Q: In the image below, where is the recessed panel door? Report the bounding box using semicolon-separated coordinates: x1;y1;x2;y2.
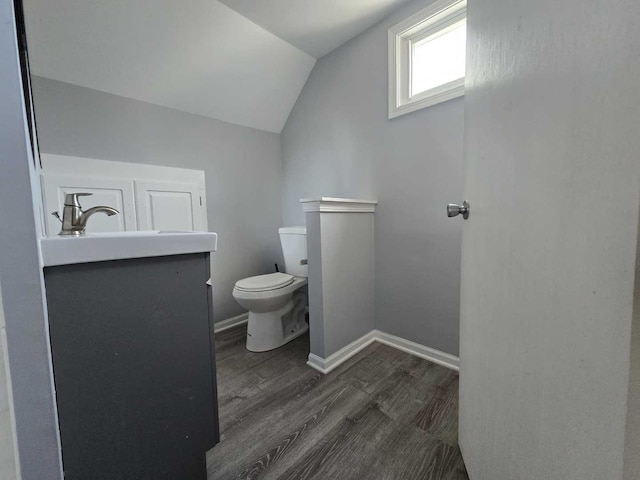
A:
135;180;204;231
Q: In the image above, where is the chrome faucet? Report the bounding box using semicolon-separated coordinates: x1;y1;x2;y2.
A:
52;193;119;236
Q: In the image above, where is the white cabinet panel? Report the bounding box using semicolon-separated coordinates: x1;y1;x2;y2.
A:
41;174;137;235
135;181;205;232
40;156;207;236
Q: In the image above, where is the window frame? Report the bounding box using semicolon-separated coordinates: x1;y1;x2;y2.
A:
388;0;467;119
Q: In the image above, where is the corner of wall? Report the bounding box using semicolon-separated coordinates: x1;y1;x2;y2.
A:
623;200;640;479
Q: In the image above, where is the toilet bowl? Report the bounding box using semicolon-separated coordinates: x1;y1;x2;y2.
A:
232;227;308;352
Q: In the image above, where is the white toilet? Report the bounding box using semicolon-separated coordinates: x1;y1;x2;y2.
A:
232;226;308;352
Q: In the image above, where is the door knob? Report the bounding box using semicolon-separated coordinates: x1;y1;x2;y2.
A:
447;200;470;219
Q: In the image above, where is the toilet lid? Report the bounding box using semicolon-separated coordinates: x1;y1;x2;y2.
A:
235;272;294;292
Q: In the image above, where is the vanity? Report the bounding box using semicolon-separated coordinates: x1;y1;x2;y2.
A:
41;231;219;479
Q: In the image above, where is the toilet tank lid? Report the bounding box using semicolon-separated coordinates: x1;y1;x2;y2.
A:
278;226;306;235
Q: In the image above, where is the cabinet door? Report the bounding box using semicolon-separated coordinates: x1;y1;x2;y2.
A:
135;180;205;231
44;254;218;479
41;174;137;235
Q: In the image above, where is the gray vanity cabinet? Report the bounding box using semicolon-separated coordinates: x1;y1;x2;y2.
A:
44;253;219;479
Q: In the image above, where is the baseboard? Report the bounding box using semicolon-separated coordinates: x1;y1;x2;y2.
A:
307;329;459;375
373;330;459;371
218;315;460;374
306;331;377;374
213;313;249;333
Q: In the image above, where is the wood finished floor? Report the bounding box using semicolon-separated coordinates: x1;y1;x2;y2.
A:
207;325;468;480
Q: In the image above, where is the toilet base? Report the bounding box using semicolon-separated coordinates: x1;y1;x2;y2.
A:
246;291;308;352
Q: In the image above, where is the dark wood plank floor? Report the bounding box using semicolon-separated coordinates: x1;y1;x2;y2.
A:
207;325;468;480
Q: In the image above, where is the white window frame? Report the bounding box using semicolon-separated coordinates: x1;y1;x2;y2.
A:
388;0;467;119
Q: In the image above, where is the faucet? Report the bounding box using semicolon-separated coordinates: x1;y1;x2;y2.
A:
52;193;119;236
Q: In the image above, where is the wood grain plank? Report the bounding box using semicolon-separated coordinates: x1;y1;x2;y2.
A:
274;400;396;480
215;333;308;392
248;357;446;479
366;423;466;480
208;377;369;479
207;326;468;480
372;355;452;422
213;326;247;352
413;370;460;445
233;383;370;480
446;454;470;480
216;337;311;432
337;343;417;394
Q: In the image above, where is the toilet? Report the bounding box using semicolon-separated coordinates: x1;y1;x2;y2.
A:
232;226;308;352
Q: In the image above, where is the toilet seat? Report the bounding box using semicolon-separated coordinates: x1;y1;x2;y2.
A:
235;272;294;292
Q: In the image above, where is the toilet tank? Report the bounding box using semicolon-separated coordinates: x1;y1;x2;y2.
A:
278;226;308;277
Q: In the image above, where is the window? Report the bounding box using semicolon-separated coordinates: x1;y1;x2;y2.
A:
388;0;466;118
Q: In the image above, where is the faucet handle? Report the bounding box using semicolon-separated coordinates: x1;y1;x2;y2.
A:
51;211;62;223
64;192;93;207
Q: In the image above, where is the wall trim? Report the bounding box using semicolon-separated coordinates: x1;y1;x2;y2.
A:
299;197;377;213
388;0;466;119
307;329;459;374
374;330;459;371
213;312;248;333
307;330;377;374
216;318;460;374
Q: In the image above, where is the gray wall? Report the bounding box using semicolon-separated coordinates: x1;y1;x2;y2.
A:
305;213;325;356
0;1;63;476
280;0;464;355
32;76;284;322
0;287;19;480
306;210;376;358
625;210;640;479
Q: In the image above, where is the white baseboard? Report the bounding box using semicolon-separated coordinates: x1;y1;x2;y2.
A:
307;329;459;375
373;330;459;371
213;312;249;333
217;316;460;374
306;331;377;374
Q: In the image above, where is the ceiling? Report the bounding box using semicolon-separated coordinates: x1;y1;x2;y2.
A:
219;0;414;58
23;0;413;133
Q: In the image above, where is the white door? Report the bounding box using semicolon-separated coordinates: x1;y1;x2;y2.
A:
457;0;640;479
135;180;205;231
41;173;137;235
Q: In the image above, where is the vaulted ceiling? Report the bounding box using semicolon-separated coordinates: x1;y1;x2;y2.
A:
23;0;413;133
219;0;414;58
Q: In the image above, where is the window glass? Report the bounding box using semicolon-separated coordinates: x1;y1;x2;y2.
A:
388;0;467;118
411;20;466;96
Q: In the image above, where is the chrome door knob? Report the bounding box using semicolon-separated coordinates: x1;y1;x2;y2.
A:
447;200;470;219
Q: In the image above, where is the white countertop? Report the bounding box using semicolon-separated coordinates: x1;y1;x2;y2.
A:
41;231;218;267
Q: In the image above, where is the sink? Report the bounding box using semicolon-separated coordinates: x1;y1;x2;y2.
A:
41;230;218;267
